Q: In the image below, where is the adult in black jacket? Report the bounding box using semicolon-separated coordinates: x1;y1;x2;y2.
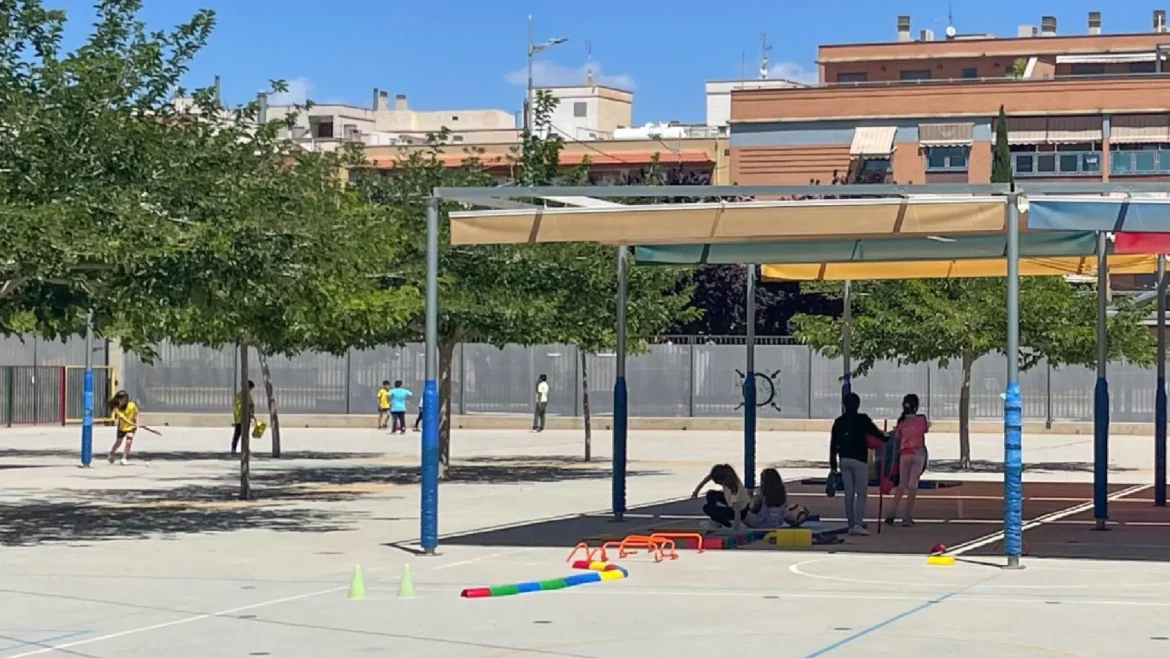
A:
830;392;887;535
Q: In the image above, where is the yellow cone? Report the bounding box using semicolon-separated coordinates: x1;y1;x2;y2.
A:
397;564;415;599
348;565;366;599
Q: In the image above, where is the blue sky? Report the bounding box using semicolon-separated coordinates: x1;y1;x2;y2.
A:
52;1;1166;124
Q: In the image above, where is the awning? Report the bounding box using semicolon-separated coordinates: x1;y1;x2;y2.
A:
850;126;897;156
1004;117;1048;145
918;123;974;147
1110;114;1170;144
449;197;1008;246
1056;53;1158;64
761;255;1156;281
1114;232;1170;254
1047;116;1102;143
1027;197;1170;232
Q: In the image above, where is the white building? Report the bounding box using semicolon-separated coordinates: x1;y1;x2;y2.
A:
704;78;807;129
537;84;633;141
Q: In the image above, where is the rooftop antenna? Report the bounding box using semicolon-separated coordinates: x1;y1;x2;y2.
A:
585;40;594;86
759;32;772;79
945;3;957;38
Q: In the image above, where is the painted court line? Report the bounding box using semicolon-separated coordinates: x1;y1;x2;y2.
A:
949;484;1151;556
4;548;530;658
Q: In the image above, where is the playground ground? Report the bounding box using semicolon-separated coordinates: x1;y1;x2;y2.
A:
2;426;1168;657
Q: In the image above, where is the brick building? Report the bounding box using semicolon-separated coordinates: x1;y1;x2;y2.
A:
728;10;1170;186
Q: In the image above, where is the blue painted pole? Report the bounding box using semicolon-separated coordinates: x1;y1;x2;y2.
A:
1093;232;1110;530
744;264;757;490
1004;194;1023;567
80;310;94;468
421;197;440;553
1157;254;1167;507
613;246;629;521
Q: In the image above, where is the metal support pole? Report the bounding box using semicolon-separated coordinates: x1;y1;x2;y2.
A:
344;349;352;415
613;245;629;521
80;310;94;467
1004;194;1024;569
421;197;440;553
524;15;533;134
687;337;695;418
744;264;757;489
842;280;853;398
1045;360;1054;429
1156;254;1167;507
1093;232;1110;530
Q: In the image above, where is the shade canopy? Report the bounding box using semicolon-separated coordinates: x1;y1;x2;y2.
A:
1028;197;1170;233
449;197;1008;246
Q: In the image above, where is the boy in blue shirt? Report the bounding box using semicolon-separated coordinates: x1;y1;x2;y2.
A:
389;380;412;434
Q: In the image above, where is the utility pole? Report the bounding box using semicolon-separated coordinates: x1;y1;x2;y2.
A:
525;16;567;134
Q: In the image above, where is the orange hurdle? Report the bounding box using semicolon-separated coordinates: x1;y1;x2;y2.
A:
617;535;668;562
649;532;704;555
566;542;602;563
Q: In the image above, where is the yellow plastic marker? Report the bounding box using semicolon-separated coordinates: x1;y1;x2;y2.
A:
926;555;956;566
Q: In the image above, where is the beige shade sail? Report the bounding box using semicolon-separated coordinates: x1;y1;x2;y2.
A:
918;122;974;146
449;197;1009;246
1110;114;1170;144
761;255;1157;281
849;126;897;156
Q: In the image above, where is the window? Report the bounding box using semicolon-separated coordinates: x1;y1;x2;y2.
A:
451;115;459;121
1070;63;1105;76
961;67;979;79
1111;144;1170;175
1012;143;1102;176
900;69;932;81
313;120;334;139
1129;61;1157;74
573;102;587;118
925;146;969;171
837;72;868;83
452;135;464;142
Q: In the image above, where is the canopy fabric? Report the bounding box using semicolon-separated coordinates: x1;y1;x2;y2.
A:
1027;197;1170;233
1114;232;1170;254
919;122;974;146
1056;53;1158;64
850;126;897;156
449;197;1008;246
636;231;1099;265
1110;114;1170;144
760;256;1157;281
1004;117;1048;145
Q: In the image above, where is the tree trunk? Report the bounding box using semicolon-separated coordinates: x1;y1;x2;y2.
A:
959;353;974;470
438;338;457;480
239;341;251;500
257;350;282;458
581;348;591;462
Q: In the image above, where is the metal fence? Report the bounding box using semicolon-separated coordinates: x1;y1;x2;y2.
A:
108;336;1164;423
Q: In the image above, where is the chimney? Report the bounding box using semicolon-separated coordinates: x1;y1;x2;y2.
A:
1018;25;1038;37
372;87;379;110
1156;9;1167;32
377;90;389;111
1088;11;1101;35
1040;16;1057;36
920;28;935;42
897;15;912;42
394;94;408;111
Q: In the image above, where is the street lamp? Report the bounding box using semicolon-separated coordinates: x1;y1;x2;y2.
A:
525;15;567;134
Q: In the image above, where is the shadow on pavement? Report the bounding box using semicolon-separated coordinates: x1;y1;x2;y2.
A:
0;448;384;462
773;458;1136;474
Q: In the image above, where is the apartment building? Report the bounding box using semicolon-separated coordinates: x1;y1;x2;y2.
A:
728;9;1170;185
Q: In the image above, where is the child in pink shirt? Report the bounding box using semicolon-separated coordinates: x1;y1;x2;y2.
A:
886;393;930;527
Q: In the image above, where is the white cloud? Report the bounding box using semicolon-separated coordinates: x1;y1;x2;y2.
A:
269;76;313;105
766;61;819;85
505;60;635;90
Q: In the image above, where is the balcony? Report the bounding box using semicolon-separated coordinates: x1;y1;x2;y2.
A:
730;74;1170;123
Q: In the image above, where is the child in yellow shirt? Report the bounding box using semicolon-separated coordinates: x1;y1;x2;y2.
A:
377;380;391;429
107;390;139;465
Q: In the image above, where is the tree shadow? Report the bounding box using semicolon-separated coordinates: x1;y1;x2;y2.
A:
0;449;384;462
246;461;661;488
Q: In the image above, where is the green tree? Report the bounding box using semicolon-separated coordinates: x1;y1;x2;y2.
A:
353;92;695;475
992;106;1014;185
793;278;1152;468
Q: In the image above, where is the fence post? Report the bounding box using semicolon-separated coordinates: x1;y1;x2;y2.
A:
344;349;352;415
573;344;581;417
458;343;467;415
1045;360;1053;429
59;366;66;425
926;363;932;416
4;366;12;427
806;347;814;419
687;337;695;417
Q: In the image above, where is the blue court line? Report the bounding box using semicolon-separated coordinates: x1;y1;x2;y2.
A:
0;630;91;655
797;573;998;658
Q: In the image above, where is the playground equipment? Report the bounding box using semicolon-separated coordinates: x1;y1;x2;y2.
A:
461;561;628;598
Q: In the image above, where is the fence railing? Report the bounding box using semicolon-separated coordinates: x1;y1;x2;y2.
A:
0;365;116;426
104;337;1162;423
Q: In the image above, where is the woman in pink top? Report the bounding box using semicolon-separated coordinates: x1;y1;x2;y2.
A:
886;393;929;527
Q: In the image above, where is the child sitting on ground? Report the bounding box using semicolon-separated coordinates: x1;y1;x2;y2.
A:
746;467;788;528
691;463;749;530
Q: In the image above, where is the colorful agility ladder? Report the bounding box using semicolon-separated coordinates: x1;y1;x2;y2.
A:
460;561;627;599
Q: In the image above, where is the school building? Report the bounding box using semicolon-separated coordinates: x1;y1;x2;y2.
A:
727;10;1170;186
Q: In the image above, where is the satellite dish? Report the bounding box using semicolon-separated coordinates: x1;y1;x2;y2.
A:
945;25;957;38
